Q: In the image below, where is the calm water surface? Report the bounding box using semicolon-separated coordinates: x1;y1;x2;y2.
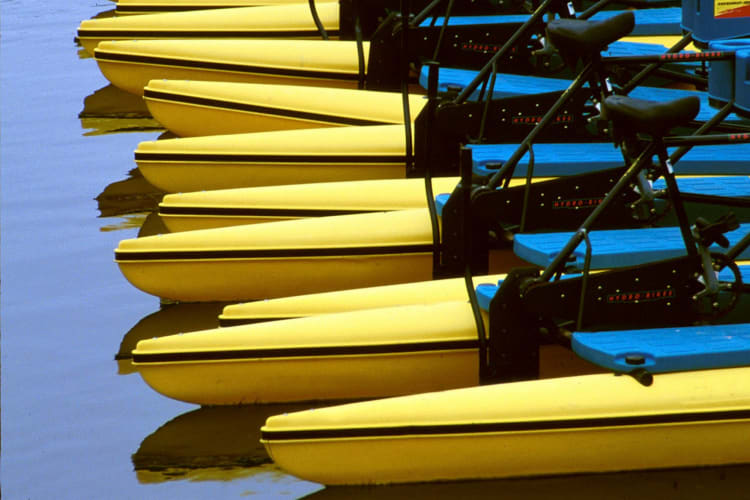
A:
2;2;749;499
1;1;322;497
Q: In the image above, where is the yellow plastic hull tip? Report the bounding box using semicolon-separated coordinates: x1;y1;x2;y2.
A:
78;3;340;55
136;124;412;194
218;273;508;324
158;176;459;231
115;208;436;302
114;0;336;16
140;79;426;136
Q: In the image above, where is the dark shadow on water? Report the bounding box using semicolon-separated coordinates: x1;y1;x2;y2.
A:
80;84;152;119
96;168;165;218
303;465;750;500
132;403;327;484
137;211;169;237
79;84;168;135
79;85;163;134
116;301;232;374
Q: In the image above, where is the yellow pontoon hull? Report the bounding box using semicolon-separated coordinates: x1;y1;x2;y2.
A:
262;367;750;484
219;273;508;325
136;124;409;193
133;300;600;404
159;177;460;231
142;80;426;136
114;0;334;16
94;37;366;96
115;208;436;301
79;3;340;55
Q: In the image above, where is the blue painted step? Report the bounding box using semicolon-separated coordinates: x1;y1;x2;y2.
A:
571;323;750;373
422;7;683;36
513;223;750;269
469;142;750;176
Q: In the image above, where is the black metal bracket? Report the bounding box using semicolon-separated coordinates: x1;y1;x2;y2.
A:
483;266;543;383
365;17;551;90
411;89;599;178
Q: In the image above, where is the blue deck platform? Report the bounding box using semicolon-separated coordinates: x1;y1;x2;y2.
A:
513;223;750;269
428;67;749;125
572;323;750;373
469;142;750;176
434;175;750;217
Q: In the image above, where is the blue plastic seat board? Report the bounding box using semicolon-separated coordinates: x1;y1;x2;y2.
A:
513;223;750;269
423;68;748;124
476;281;502;311
571;323;750;373
420;8;682;36
434;176;750;216
651;176;750;197
423;67;571;99
469;142;750;176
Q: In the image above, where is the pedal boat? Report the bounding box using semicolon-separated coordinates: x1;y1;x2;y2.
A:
114;0;332;16
88;10;682;93
142;80;427;136
131;298;604;404
117;171;562;301
132;268;750;405
130;237;750;403
260;366;750;484
137;56;720;137
93;38;368;96
136;124;410;192
77;3;339;55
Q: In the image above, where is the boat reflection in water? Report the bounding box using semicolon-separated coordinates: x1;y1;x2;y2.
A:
80;84;163;136
80;84;152;119
304;464;750;500
96;168;165;220
132;403;325;483
117;301;230;374
302;465;750;500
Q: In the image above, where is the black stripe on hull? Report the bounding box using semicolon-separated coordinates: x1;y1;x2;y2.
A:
93;50;353;81
260;409;750;441
142;89;389;126
81;29;341;39
135;152;406;163
218;316;293;327
159;206;378;217
133;339;478;363
115;243;434;261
